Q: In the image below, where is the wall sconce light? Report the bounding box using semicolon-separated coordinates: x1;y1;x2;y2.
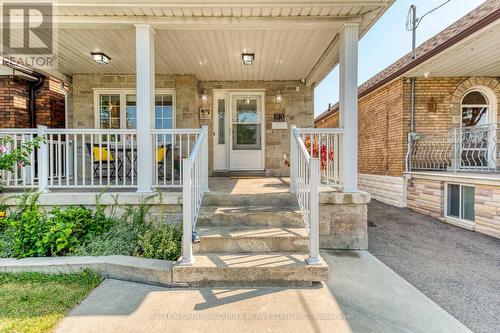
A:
276;92;283;103
91;52;111;65
201;89;208;103
242;53;255;65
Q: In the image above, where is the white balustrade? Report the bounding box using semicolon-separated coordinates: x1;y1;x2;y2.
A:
180;125;209;265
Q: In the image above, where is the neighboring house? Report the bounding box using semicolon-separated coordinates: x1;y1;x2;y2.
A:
0;1;392;283
0;66;66;128
315;0;500;239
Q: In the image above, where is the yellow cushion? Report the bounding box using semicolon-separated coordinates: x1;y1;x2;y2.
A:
157;147;166;163
92;147;114;162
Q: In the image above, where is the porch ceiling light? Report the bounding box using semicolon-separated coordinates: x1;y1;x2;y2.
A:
201;89;208;103
91;52;111;65
242;53;255;65
276;92;283;103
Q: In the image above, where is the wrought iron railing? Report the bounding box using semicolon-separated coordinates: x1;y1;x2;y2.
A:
407;123;499;172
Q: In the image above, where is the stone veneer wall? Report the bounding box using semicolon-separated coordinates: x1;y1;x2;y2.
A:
199;81;313;176
319;189;371;250
358;174;406;207
407;178;444;219
71;75;313;176
407;175;500;239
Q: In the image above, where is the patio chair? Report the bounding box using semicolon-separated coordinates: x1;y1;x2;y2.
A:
157;145;172;180
86;143;119;180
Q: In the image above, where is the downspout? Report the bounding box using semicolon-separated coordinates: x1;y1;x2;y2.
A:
28;76;45;127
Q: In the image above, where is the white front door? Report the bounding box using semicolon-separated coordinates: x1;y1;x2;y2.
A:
229;92;265;170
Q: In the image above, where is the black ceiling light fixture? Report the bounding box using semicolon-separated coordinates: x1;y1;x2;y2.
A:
91;52;111;65
241;53;255;65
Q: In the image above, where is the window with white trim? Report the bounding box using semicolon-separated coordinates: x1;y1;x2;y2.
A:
94;90;175;129
446;183;475;222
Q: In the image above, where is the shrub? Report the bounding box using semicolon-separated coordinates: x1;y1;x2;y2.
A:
0;228;15;258
137;223;182;260
6;194;114;258
71;204;148;256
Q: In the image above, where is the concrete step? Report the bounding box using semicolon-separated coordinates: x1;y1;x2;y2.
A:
202;192;297;207
173;253;329;287
197;206;303;227
194;226;309;253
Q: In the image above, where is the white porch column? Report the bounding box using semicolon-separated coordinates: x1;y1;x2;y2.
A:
339;23;359;192
135;24;155;193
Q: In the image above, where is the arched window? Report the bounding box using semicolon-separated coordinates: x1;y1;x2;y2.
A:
461;90;489;127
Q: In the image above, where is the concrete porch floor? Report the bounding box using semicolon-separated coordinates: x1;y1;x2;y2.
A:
55;250;470;333
208;177;291;194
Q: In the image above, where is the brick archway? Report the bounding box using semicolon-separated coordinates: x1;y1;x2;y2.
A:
449;77;500;125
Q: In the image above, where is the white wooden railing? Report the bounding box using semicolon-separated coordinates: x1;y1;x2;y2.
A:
1;126;204;190
0;128;39;188
295;128;343;186
180;125;209;265
152;128;202;188
290;126;320;265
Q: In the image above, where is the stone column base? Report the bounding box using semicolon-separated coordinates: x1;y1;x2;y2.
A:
319;188;371;250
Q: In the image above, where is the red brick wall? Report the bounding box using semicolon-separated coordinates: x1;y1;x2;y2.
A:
0;76;30;128
0;75;65;128
35;77;66;128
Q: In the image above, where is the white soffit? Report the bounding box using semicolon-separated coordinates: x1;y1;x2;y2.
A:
406;19;500;78
45;1;394;84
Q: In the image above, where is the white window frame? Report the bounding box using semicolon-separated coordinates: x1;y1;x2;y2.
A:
93;88;176;129
444;182;475;227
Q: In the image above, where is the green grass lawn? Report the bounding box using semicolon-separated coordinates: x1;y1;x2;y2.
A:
0;271;102;333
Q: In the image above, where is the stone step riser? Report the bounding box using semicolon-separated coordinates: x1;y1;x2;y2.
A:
197;210;303;228
172;253;329;287
202;193;297;207
194;237;309;253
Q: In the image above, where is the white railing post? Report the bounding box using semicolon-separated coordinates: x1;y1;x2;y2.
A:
290;125;297;192
37;125;49;193
307;158;320;265
180;158;194;266
135;24;155;193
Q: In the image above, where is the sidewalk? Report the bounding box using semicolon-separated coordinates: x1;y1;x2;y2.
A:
55;250;471;333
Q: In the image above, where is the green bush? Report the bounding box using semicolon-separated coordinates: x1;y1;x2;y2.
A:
6;194;114;258
72;205;148;256
0;228;15;258
137;223;182;260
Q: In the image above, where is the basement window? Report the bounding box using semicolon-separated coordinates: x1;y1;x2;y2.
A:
446;183;475;223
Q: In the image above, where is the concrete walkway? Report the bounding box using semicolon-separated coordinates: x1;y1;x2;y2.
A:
56;251;470;333
368;200;500;333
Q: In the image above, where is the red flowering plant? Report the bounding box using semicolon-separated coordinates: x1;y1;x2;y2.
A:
304;136;334;171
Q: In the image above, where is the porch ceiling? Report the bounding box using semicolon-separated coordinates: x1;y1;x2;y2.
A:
17;0;395;85
406;19;500;78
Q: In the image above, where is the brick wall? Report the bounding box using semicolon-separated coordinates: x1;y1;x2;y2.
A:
0;75;65;128
316;79;405;177
0;76;30;128
35;77;66;128
316;76;500;178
